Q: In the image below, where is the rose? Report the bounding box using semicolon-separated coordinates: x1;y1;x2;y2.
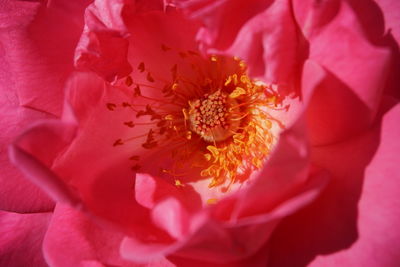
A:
1;1;399;267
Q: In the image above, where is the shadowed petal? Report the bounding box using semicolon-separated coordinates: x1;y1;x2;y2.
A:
268;98;400;267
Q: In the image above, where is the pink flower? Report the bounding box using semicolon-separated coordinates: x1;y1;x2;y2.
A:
1;0;400;266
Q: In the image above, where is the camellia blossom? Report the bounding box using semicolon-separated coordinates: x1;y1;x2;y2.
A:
1;0;400;266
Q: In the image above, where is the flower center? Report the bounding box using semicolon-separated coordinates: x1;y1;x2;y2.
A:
188;90;240;142
108;47;286;194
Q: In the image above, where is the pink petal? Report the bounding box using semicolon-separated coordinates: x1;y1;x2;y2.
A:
0;210;51;267
43;203;172;267
126;10;201;84
295;1;391;144
0;0;88;212
75;0;166;82
0;146;55;213
308;99;400;266
8;96;82;207
0;59;55;212
167;239;270;267
175;0;275;50
230;120;311;219
0;0;91;116
223;0;303;95
135;173;202;212
372;0;400;100
176;0;304;96
75;0;132;82
53;73;149;230
303;60;372;145
119;40;327;262
219;76;328;222
8;116;82;208
374;0;400;45
121;235;179;264
123;110;328;263
268;98;400;267
151;197;191;240
38;73;175;241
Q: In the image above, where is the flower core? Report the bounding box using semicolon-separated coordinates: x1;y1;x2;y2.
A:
188;90;240;142
109;48;285;193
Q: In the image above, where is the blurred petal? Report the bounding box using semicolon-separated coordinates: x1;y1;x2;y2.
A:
373;0;400;100
152;198;190;240
374;0;400;44
0;210;51;267
167;240;270;267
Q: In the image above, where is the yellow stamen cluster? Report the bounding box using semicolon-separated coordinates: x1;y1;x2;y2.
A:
188;90;239;142
199;72;277;191
109;48;284;193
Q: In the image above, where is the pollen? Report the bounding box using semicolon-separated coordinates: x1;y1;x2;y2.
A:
188;90;239;142
109;50;286;194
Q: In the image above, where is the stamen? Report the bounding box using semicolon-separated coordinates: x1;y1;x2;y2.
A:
109;51;285;194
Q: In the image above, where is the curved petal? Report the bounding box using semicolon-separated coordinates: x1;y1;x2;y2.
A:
52;73;150;231
0;0;91;116
0;210;51;267
175;0;305;96
268;98;400;267
305;99;400;266
295;0;391;145
374;0;400;45
8;100;82;208
75;0;166;82
8;121;82;208
120;53;328;263
135;173;202;212
173;0;273;50
37;57;327;265
151;197;191;240
372;0;400;100
122;164;328;264
43;204;172;267
0;0;88;213
167;239;270;267
303;60;372;145
75;0;132;82
0;64;55;212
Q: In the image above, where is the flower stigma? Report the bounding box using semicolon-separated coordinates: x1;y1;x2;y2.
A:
108;46;286;194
